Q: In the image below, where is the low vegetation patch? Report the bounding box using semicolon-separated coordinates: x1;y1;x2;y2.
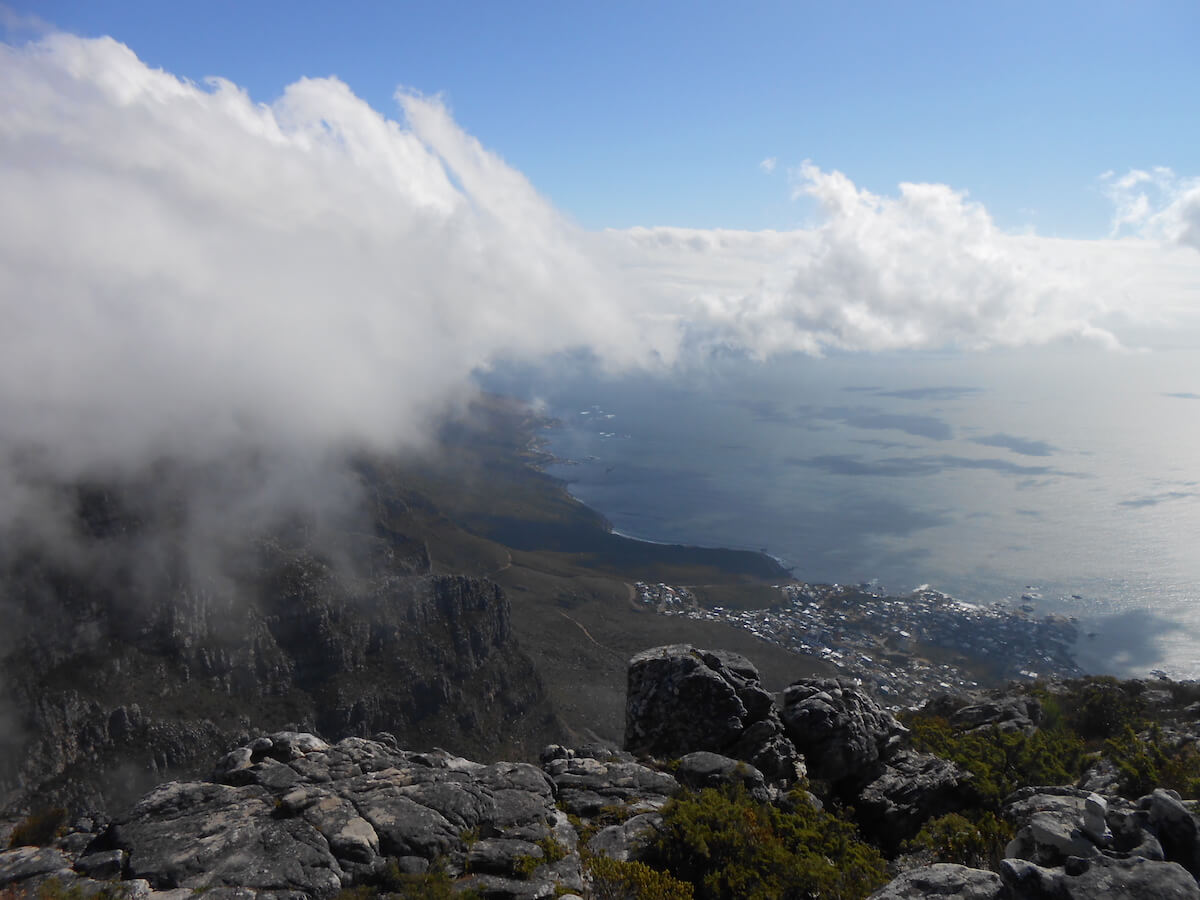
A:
334;857;481;900
586;855;695;900
904;811;1013;870
8;807;69;848
642;785;888;900
513;836;569;879
902;713;1088;809
1105;724;1200;798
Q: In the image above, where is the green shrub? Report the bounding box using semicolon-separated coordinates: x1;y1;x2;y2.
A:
9;807;69;848
513;836;569;879
905;811;1013;870
903;714;1086;809
512;852;540;879
586;855;695;900
1069;678;1147;740
644;786;887;900
1027;685;1065;731
1106;724;1200;799
337;857;481;900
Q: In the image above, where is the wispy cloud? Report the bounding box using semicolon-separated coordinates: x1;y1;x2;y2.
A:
1118;490;1198;509
969;433;1058;457
759;156;777;174
787;453;1078;479
807;407;954;441
1102;167;1200;253
876;386;981;402
0;4;53;38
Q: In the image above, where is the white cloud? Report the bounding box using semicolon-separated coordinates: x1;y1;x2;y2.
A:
1;30;1196;541
1103;167;1200;253
759;156;777;174
0;33;648;484
600;163;1168;358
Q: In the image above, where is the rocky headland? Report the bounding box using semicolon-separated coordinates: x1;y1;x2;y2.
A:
5;645;1200;899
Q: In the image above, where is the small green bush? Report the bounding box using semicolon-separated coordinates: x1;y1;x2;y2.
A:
1106;724;1200;799
644;786;887;900
586;855;695;900
1069;678;1147;740
905;811;1013;870
903;714;1086;809
513;836;568;879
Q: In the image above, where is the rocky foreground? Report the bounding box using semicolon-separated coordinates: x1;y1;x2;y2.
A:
5;645;1200;899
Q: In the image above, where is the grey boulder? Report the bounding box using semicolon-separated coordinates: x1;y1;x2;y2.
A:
624;645;805;786
781;678;907;788
868;863;1004;899
856;750;971;851
1000;854;1200;899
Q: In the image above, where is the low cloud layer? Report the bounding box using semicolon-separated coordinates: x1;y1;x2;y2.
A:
0;33;652;482
1;32;1197;547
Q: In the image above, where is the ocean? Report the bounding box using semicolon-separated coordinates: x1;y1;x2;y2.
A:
484;344;1200;679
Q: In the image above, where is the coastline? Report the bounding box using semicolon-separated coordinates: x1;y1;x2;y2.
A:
529;408;1094;692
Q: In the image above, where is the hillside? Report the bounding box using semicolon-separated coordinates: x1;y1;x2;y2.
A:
0;395;833;819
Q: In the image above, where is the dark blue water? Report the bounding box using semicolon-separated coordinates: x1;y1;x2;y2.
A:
484;346;1200;678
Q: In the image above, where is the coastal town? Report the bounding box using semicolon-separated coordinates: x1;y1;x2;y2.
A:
634;579;1083;707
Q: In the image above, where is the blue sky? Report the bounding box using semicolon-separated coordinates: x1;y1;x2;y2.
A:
1;0;1199;478
6;0;1198;235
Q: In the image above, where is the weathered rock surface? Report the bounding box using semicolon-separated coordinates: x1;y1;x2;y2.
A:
950;696;1042;735
540;744;679;818
1;510;560;818
624;645;805;786
1144;788;1200;877
856;749;971;851
673;751;769;801
115;780;345;895
0;846;75;887
780;677;907;789
1000;854;1200;899
1000;785;1200;870
1004;788;1104;865
867;863;1004;899
585;812;663;863
12;644;1200;900
2;732;594;899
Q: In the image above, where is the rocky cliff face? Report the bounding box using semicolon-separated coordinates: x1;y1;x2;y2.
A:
8;646;1200;899
0;479;560;818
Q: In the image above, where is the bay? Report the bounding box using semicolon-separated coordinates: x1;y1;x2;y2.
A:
484;345;1200;679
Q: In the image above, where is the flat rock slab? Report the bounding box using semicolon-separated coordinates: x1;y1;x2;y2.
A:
1001;854;1200;899
114;781;344;895
0;846;75;887
868;863;1004;900
102;733;580;898
544;755;679;817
